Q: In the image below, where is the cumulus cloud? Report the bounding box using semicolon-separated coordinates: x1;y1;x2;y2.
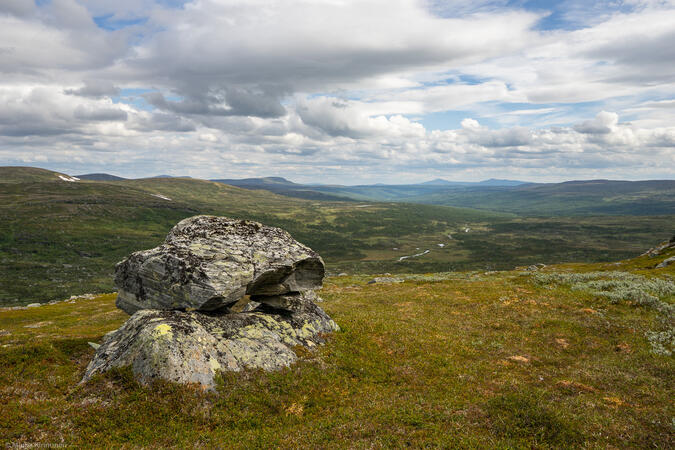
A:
573;111;618;134
65;80;121;98
145;88;286;118
296;97;424;139
0;0;37;17
0;0;673;182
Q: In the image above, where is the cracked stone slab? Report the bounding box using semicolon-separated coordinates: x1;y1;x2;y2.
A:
114;215;325;314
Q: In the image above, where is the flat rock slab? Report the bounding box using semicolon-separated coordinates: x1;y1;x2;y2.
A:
82;302;339;390
115;215;325;314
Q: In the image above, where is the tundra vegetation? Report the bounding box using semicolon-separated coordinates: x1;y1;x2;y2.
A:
1;248;673;447
1;167;674;447
1;167;673;306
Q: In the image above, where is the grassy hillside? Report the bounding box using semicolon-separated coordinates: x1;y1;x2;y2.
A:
0;166;75;183
1;250;673;447
213;178;675;216
402;180;675;216
0;167;507;305
2;167;674;306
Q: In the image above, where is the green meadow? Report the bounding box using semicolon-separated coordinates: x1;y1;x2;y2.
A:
1;249;673;447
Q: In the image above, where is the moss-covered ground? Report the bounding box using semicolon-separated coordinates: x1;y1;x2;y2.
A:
1;248;673;448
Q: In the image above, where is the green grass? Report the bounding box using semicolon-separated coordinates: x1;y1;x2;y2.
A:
260;179;675;216
2;167;674;306
1;251;673;447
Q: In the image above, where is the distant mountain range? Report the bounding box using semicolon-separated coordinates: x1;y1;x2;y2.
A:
5;166;673;216
211;176;300;187
74;173;526;188
207;176;529;203
208;176;675;216
419;178;526;187
1;166;674;306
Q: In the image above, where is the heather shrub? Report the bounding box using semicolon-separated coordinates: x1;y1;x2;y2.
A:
532;271;674;355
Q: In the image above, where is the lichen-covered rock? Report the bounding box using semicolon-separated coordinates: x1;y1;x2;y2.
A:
82;302;339;389
114;215;325;314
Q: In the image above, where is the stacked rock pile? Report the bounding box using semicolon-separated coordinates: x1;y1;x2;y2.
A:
82;215;338;389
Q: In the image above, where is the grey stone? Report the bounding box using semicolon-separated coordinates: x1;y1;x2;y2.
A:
114;215;325;314
656;256;675;268
642;237;675;257
81;301;339;390
83;215;340;389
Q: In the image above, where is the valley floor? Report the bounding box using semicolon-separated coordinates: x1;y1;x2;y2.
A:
1;252;673;448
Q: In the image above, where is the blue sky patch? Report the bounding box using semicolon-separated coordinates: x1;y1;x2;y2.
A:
94;14;148;31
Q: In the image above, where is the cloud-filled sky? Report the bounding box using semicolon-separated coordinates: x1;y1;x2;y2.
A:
1;0;674;183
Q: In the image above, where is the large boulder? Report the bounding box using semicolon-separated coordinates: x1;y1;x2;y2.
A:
114;215;325;314
82;215;338;389
82;301;338;390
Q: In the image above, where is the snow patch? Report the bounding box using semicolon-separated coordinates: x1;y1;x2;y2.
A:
58;175;79;182
151;193;172;201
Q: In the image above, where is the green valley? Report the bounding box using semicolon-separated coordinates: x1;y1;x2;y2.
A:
1;167;673;306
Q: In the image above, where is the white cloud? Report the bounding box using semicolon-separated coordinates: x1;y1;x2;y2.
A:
0;0;673;182
573;111;618;134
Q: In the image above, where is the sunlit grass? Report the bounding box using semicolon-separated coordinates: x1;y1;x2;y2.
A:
1;254;673;447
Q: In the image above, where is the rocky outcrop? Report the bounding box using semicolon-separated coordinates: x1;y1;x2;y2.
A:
81;303;337;389
114;215;324;314
82;215;338;389
656;256;675;268
642;236;675;258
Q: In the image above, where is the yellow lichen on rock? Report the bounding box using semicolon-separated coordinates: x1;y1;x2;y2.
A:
208;357;221;371
153;323;173;339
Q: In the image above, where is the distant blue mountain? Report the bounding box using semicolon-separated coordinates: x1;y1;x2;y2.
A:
76;173;126;181
477;178;527;186
418;178;467;186
419;178;526;187
211;176;299;186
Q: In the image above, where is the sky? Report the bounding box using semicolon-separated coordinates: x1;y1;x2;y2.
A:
0;0;674;184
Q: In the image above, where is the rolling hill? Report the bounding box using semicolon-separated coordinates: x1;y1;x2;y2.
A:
402;179;675;216
210;176;675;215
1;167;673;306
0;166;77;183
76;173;127;181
